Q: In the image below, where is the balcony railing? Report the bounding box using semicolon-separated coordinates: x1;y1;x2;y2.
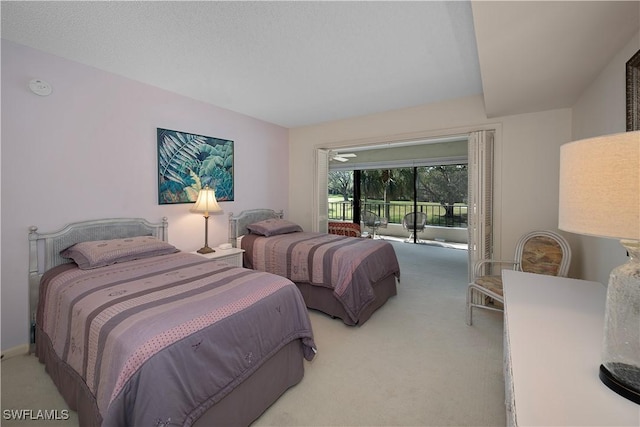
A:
329;200;468;228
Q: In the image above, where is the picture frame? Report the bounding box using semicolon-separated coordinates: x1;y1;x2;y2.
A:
626;49;640;131
157;128;234;204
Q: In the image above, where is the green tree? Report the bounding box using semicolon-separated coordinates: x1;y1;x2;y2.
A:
328;171;353;201
361;168;414;218
361;170;382;200
392;168;416;201
418;165;468;223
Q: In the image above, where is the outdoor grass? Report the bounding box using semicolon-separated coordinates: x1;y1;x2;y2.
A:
328;196;468;225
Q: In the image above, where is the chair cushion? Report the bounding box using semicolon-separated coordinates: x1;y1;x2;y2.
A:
328;222;361;237
473;275;504;296
521;236;563;276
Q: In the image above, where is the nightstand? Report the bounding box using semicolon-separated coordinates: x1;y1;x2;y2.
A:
191;247;244;267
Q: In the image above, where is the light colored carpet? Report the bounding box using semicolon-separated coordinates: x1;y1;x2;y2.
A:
1;241;505;426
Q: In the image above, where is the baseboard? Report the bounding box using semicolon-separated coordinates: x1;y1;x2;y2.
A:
1;344;30;360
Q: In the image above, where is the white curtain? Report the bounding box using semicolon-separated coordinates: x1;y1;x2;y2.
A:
467;130;494;283
313;149;329;233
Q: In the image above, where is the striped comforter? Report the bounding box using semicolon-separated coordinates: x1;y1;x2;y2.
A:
36;252;316;426
242;232;400;323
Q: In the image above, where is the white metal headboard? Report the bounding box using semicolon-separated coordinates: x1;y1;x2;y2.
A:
228;209;283;247
28;217;168;351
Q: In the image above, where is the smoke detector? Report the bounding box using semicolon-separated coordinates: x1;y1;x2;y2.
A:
29;79;52;96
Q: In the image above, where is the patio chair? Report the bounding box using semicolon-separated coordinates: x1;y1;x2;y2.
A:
466;230;571;326
362;211;387;239
402;212;427;242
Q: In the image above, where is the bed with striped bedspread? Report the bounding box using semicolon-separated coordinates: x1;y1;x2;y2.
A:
36;251;316;427
242;231;400;325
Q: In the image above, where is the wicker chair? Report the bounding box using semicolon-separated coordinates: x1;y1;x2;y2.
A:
402;212;427;242
466;230;571;326
362;211;387;239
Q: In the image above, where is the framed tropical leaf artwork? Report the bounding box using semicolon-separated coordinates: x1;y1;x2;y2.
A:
157;128;234;204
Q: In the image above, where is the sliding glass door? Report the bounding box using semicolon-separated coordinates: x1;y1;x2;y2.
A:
316;129;494;279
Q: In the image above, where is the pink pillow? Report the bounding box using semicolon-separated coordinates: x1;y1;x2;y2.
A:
247;219;303;237
61;236;178;269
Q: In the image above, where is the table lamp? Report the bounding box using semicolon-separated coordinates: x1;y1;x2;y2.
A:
558;130;640;404
191;185;222;254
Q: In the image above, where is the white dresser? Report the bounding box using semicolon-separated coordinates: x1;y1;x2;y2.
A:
502;270;639;426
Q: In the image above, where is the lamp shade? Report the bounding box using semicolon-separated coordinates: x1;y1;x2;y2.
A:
558;131;640;241
190;186;222;216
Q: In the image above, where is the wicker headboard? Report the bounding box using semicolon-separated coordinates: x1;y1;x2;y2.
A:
27;217;168;351
228;209;283;247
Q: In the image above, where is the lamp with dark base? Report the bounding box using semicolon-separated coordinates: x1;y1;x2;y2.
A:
197;213;215;254
599;240;640;404
559;130;640;405
191;186;222;254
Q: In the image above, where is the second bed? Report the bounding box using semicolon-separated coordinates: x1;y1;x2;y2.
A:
229;209;400;326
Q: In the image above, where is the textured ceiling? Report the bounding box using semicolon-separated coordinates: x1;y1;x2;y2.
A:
2;1;639;128
1;1;482;128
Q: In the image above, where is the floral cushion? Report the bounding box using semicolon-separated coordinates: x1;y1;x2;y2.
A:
474;275;504;297
520;237;563;276
328;222;361;237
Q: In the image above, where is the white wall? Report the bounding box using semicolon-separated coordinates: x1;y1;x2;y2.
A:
1;40;290;351
570;31;640;284
288;94;572;267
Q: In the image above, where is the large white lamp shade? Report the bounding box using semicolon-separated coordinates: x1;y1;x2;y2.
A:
559;131;639;240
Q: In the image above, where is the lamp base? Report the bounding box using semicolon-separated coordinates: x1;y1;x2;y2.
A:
599;364;640;405
197;246;215;254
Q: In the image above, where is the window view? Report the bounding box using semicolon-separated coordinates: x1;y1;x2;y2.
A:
329;165;468;230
